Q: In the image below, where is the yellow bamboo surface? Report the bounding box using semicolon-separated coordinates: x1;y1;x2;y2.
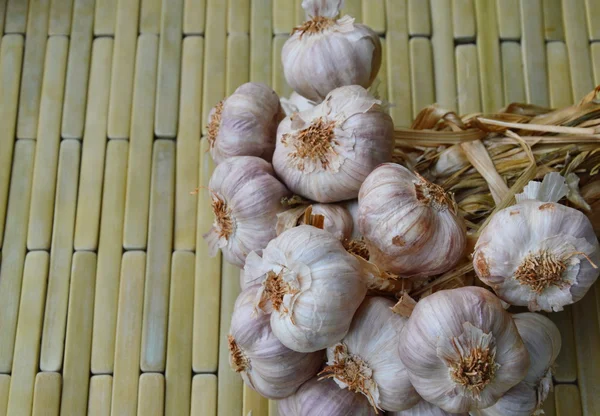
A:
0;1;598;415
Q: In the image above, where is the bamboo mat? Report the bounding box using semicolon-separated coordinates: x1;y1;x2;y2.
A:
0;0;599;415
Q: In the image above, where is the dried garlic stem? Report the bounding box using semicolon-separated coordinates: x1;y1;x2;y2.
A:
283;117;338;171
414;173;455;213
391;294;417;317
302;205;326;229
207;100;224;148
211;193;234;239
319;343;381;413
344;238;370;260
228;335;249;372
292;16;335;37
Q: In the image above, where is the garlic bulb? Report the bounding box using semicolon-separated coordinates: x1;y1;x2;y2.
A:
472;313;561;416
228;286;323;399
398;287;529;413
207;82;284;164
278;377;376;416
243;225;367;352
276;203;354;241
281;91;316;116
358;163;467;278
473;173;600;312
204;156;291;268
320;296;420;412
273;85;394;203
390;399;468;415
282;0;381;102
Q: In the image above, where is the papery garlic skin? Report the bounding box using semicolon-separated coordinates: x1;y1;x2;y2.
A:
281;91;316;116
358;164;467;278
228;286;323;399
204;156;291;268
321;296;420;412
276;203;354;241
398;287;529;413
473;312;561;416
282;0;381;103
278;377;376;416
390;399;468;415
207;82;284;164
244;225;367;352
273;85;394;203
473;200;600;312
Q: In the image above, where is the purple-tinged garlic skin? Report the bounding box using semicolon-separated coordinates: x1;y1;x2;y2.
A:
473;200;600;312
398;287;529;413
278;377;376;416
228;286;323;399
204;156;291;268
390;399;468;415
207;82;284;164
273;85;394;203
322;296;420;412
244;225;367;353
358;164;466;278
276;203;354;241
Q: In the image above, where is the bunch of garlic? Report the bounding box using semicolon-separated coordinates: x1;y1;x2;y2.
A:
281;91;316;116
473;172;600;312
390;399;468;415
282;0;381;103
207;82;284;164
204;156;291;268
472;312;561;416
243;225;367;352
320;296;420;412
273;85;394;203
278;377;375;416
398;287;529;413
276;203;354;241
358;164;467;278
228;286;323;399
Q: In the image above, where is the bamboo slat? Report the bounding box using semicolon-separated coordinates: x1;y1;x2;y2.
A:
49;0;74;35
228;0;249;33
500;41;526;105
475;0;504;112
141;0;162;33
547;42;574;108
452;0;476;41
191;375;217;416
592;43;600;86
543;0;564;41
94;0;117;35
32;373;61;416
226;33;249;95
273;35;292;98
496;0;521;40
555;385;583;416
455;44;482;114
550;307;577;383
409;37;435;116
385;0;411;126
585;0;600;40
408;0;431;37
88;375;112;416
183;0;204;34
4;0;28;33
341;0;361;20
243;386;269;416
520;0;549;107
362;0;385;34
0;375;8;415
137;374;165;416
250;0;273;86
430;0;457;111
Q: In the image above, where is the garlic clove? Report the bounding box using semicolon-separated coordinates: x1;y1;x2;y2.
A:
358;163;467;278
468;382;537;416
228;286;323;399
389;399;468;415
278;376;376;416
203;156;291;268
473;199;600;312
207;82;284;164
273;85;394;203
398;287;529;413
321;296;421;412
276;203;354;241
243;225;367;353
282;1;381;103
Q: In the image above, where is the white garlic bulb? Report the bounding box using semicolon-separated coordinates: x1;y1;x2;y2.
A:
278;377;376;416
207;82;284;164
281;91;316;116
472;313;561;416
473;173;600;312
320;296;420;412
243;225;367;352
273;85;394;203
204;156;291;268
276;203;354;241
228;286;323;399
398;287;529;413
282;0;381;102
358;164;467;278
390;399;468;415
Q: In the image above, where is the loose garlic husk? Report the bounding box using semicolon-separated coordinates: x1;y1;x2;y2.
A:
282;0;382;103
204;156;291;268
276;203;354;241
228;286;323;399
398;287;529;413
273;85;394;203
390;399;467;415
278;377;376;416
320;296;420;412
473;173;600;312
206;82;284;164
358;164;467;278
281;91;316;116
472;312;561;416
243;225;367;352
